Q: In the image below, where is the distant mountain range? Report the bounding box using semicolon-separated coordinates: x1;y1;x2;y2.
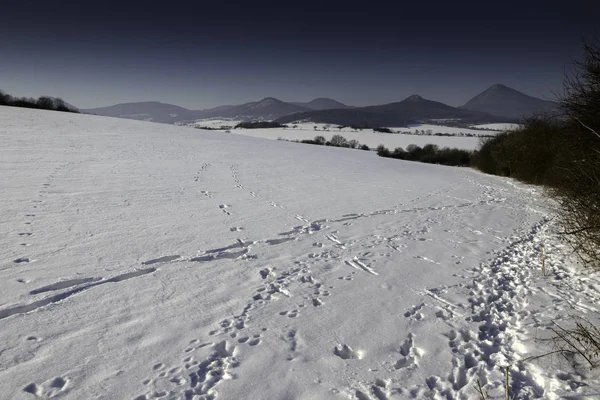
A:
291;98;351;110
276;94;510;126
82;97;326;124
460;84;559;119
80;85;560;126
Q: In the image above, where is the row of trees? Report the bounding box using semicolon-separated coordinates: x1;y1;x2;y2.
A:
283;134;370;150
377;143;473;167
0;90;77;113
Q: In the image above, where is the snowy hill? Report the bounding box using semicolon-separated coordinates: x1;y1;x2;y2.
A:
1;106;598;399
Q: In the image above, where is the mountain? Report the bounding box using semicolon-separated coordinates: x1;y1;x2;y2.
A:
206;97;310;120
276;94;507;127
83;98;309;123
291;98;351;110
82;102;201;124
461;84;560;119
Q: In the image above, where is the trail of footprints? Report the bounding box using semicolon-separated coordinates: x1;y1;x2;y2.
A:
10;188;499;399
12;165;68;273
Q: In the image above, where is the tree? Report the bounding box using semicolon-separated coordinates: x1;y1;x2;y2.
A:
0;90;11;105
553;40;600;265
330;135;348;147
314;136;326;145
37;96;55;110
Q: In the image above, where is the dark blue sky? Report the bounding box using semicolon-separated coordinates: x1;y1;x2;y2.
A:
1;1;598;109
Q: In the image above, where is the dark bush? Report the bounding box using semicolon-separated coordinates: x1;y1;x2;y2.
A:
377;144;391;157
314;135;326;145
377;143;473;167
0;90;78;113
235;121;286;129
471;40;600;266
330;134;349;147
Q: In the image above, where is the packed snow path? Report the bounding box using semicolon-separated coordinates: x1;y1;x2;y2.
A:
1;107;598;399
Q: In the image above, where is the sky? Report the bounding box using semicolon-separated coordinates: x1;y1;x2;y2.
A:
1;1;598;109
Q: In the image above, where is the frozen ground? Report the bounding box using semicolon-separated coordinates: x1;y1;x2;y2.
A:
189;121;497;151
392;123;499;137
470;123;522;131
1;107;599;399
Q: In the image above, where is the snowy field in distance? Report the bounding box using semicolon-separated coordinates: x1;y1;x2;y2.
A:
470;123;522;131
1;106;599;399
391;123;499;136
190;121;501;151
186;118;242;129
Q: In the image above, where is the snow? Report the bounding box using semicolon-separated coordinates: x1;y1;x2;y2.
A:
187;121;500;151
236;127;480;150
188;119;241;129
1;106;599;399
392;123;499;137
470;123;522;131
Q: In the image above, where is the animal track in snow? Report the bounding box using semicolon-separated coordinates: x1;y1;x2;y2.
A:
266;237;296;246
186;340;239;398
23;376;69;398
394;333;422;369
191;239;254;262
0;268;157;320
334;344;362;360
345;258;378;275
404;303;425;321
142;255;180;265
191;248;249;262
30;277;101;295
279;309;300;318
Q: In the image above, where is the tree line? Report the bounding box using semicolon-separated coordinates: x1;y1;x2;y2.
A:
0;90;78;113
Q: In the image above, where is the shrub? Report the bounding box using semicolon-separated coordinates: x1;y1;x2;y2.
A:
376;144;391;157
471;40;600;266
0;90;78;113
360;144;370;151
235;121;286;129
314;135;326;145
330;134;349;147
376;144;473;167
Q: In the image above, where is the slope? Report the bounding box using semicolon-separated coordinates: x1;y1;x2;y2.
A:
0;107;597;400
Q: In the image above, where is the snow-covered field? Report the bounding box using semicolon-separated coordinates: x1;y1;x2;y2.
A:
1;107;599;399
190;121;497;151
186;119;241;129
392;123;499;137
227;128;481;150
470;123;522;131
